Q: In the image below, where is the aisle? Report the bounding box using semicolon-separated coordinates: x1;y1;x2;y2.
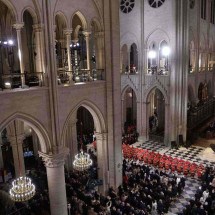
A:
168;178;201;214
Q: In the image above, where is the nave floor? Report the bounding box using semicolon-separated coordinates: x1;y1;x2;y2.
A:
133;139;214;214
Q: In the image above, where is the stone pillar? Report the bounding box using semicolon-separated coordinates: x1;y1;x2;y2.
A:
65;119;78;170
94;31;104;70
136;100;142;138
13;23;25;87
64;29;73;75
32;24;46;85
95;132;108;194
32;131;39;157
9;135;25;177
83;31;91;70
141;102;149;142
39;147;69;215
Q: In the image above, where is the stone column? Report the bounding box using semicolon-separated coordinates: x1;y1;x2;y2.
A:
141;102;149;142
39;147;69;215
83;31;91;70
136;100;142;138
94;31;104;70
13;23;25;87
65;119;78;170
9;135;25;177
33;24;46;85
64;29;73;81
95;132;108;194
32;131;39;157
64;29;72;71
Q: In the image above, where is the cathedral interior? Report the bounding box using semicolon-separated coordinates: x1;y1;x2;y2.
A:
0;0;215;214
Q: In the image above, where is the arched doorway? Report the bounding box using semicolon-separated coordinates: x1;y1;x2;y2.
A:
62;101;107;193
121;87;138;144
147;88;166;142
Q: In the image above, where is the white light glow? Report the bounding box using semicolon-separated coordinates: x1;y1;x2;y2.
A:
148;50;156;59
5;82;11;86
162;46;170;56
8;40;14;46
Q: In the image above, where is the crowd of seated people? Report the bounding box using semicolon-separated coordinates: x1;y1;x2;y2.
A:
64;157;187;215
181;166;215;215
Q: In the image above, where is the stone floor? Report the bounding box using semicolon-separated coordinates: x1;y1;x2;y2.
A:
133;138;215;214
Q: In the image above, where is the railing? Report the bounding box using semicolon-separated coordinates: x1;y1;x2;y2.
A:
57;69;104;85
187;98;215;129
0;72;44;90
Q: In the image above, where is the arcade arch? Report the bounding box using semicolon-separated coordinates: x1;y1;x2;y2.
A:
62;101;108;192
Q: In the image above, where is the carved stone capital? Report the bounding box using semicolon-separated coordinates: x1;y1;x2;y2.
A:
13;23;24;30
83;31;91;37
32;24;44;32
8;134;25;146
63;29;73;35
39;147;69;168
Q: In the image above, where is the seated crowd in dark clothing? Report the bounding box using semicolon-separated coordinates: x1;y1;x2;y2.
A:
65;158;186;215
181;166;215;215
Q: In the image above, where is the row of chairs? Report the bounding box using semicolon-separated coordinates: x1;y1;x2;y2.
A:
122;144;205;178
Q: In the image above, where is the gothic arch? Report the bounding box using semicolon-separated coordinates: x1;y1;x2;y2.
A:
71;11;87;30
121;84;138;100
0;112;51;153
54;11;68;27
1;0;18;21
21;6;40;24
61;100;106;146
120;31;139;51
144;84;169;104
145;28;170;47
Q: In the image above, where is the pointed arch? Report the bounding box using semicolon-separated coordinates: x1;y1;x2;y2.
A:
120;31;139;51
144;85;169;104
0;0;18;21
145;28;170;47
71;11;87;30
0;112;51;153
21;6;39;24
121;84;138;100
54;10;68;27
61;100;106;146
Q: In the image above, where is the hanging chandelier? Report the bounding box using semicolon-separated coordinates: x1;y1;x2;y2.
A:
73;150;93;171
9;176;36;202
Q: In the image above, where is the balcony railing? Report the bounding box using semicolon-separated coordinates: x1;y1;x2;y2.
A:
0;72;44;90
187;98;215;129
57;69;104;85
